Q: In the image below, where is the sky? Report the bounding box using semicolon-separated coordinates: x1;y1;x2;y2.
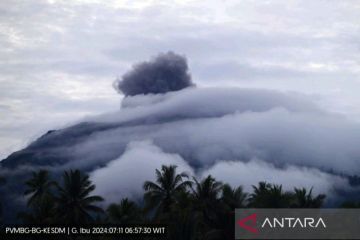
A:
0;0;359;160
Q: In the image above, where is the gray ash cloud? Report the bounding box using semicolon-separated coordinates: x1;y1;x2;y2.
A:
114;51;194;96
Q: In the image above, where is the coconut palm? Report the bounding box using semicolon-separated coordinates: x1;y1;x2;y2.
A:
191;175;223;232
221;184;248;209
191;175;223;207
215;185;248;240
18;194;56;224
248;182;292;208
24;170;55;207
55;169;104;225
248;181;270;207
143;165;192;217
107;198;143;224
19;170;56;224
168;209;200;240
291;187;325;208
191;176;245;240
166;190;200;240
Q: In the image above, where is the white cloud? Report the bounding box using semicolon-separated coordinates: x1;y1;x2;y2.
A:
59;88;360;177
202;159;349;198
90;140;194;203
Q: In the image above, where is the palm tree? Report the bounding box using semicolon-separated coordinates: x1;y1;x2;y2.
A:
143;165;192;217
248;182;292;208
221;184;248;209
168;190;200;240
248;181;270;207
191;175;223;204
291;187;325;208
55;169;104;225
191;175;223;233
206;185;248;240
107;198;143;224
24;170;55;207
168;209;200;240
18;170;56;224
18;194;56;224
192;176;245;240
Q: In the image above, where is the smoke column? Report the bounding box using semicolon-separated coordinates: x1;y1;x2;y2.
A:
114;51;194;96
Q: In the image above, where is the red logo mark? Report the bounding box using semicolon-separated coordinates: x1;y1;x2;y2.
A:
237;213;258;234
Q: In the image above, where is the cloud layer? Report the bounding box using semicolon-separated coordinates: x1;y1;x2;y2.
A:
55;87;359;203
91;140;194;204
3;86;360;206
90;140;350;205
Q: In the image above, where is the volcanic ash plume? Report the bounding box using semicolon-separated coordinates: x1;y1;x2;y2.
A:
114;51;194;96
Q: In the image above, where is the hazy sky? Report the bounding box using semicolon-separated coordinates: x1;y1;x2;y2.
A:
0;0;359;159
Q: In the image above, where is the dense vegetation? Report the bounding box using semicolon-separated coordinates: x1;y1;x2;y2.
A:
0;165;358;239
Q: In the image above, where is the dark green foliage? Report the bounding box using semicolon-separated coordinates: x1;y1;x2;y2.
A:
291;187;325;208
164;189;200;240
248;182;293;208
143;165;192;218
55;169;104;225
191;175;223;225
107;198;142;224
18;194;56;224
221;184;248;209
192;175;223;204
17;169;106;226
19;170;56;224
14;165;332;240
24;170;55;207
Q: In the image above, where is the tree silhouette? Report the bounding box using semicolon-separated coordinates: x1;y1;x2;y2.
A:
167;209;199;240
248;182;292;208
55;169;104;225
18;194;56;224
191;175;223;209
221;184;248;209
143;165;192;218
6;165;333;239
24;170;55;207
107;198;143;224
19;170;56;224
168;190;200;240
191;175;223;235
291;187;325;208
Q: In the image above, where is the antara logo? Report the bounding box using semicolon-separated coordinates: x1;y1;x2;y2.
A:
237;214;326;234
237;213;258;234
262;217;326;228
